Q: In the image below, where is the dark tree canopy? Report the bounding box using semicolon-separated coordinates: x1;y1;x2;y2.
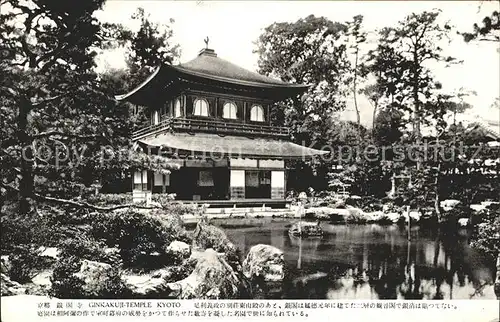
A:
0;0;174;214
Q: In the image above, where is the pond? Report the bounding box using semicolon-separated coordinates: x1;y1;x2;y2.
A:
213;218;497;300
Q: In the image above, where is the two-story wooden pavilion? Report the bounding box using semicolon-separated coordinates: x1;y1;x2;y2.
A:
116;46;327;206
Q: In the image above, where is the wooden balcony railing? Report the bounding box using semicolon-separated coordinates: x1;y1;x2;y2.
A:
132;117;290;140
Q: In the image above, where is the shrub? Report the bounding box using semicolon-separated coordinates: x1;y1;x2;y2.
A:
1;210;65;253
49;256;86;299
89;210;186;269
7;245;51;283
58;236;122;266
470;207;500;262
49;256;131;299
86;193;133;206
192;222;241;271
150;208;191;244
154;199;207;218
163;257;197;283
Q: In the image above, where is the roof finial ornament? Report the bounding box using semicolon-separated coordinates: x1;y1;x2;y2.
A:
204;36;209;49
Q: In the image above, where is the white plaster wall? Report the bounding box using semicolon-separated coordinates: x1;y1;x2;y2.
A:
271;171;285;188
230;170;245;187
230;158;257;168
260;159;284;168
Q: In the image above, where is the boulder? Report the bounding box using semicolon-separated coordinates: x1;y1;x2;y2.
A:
31;270;52;287
104;247;120;256
409;211;422;222
192;222;235;253
440;199;461;212
166;241;191;264
385;212;401;223
1;273;25;296
329;208;351;217
470;204;487;212
457;218;469;227
304;207;337;219
73;260;120;296
242;244;285;282
38;247;59;259
191;222;240;271
164;249;249;299
124;267;183;298
1;255;11;274
364;211;384;222
346;206;364;216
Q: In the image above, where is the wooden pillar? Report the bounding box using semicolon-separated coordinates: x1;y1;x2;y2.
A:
243;102;247;124
182;94;186;117
229;169;245;199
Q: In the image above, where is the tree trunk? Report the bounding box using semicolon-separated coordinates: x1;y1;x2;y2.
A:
495;252;500;300
371;101;378;131
353;47;361;132
413;49;422;170
434;162;442;223
18;98;34;215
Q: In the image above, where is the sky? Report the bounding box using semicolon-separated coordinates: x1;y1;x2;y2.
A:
95;0;500;127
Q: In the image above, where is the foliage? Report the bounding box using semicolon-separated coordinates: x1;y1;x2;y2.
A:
102;7;180;79
255;15;350;147
0;0;180;218
86;193;133;206
372;108;405;146
100;7;180;132
152;197;207;217
462;8;499;43
49;256;87;299
89;209;188;269
58;235;122;266
345;15;367;129
470;206;500;262
49;256;130;299
7;245;53;283
163;257;198;284
192;222;242;271
0;206;70;252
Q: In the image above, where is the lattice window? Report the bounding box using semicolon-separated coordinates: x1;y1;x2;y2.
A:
250;105;264;122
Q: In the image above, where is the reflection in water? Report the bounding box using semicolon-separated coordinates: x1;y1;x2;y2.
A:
218;219;496;300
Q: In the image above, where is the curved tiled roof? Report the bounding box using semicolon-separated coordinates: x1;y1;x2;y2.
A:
174;49;296;87
115;48;308;102
140;132;328;159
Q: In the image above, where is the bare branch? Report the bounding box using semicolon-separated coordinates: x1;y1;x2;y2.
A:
0;86;19;97
31;130;105;140
31;94;64;107
36;194;162;212
0;182;162;212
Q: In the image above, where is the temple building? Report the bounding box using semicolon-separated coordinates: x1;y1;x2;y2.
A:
116;46;327;206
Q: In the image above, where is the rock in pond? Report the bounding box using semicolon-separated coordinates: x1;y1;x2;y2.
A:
242;244;285;282
165;249;250;299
